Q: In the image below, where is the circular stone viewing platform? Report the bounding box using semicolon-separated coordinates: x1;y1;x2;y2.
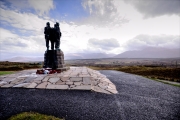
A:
0;67;118;94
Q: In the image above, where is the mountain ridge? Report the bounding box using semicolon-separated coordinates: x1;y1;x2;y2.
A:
1;47;179;62
114;47;180;58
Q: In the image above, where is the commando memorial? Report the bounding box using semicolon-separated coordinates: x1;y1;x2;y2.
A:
37;22;69;74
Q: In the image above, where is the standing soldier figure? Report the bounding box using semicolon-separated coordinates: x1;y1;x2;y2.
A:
49;24;57;50
44;22;51;51
55;22;61;50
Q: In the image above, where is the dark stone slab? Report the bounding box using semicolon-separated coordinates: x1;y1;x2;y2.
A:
43;50;65;69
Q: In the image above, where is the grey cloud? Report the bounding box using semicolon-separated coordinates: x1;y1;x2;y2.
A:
0;8;52;33
125;34;180;50
1;39;28;49
0;38;42;60
6;0;30;9
4;42;27;47
5;0;54;16
0;50;43;60
81;0;129;27
88;38;120;50
28;0;54;16
0;1;8;9
124;0;180;18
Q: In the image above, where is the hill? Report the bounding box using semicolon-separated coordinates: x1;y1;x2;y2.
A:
114;47;180;58
65;53;115;59
4;57;43;62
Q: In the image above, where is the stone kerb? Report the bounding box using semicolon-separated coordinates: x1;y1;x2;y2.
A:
86;68;118;94
0;67;118;94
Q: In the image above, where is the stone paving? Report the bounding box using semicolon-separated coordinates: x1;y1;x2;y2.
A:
0;67;118;94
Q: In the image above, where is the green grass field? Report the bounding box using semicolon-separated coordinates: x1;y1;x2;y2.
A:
0;71;15;76
8;112;63;120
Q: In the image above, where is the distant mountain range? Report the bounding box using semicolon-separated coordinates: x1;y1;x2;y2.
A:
3;56;43;62
65;53;115;59
114;47;180;58
2;47;179;62
2;53;115;62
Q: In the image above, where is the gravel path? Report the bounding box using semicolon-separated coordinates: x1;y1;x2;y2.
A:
0;70;180;120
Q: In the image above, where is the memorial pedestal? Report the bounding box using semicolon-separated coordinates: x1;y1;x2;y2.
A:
37;49;69;74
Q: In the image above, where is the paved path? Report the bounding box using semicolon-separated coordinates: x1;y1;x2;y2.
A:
0;67;117;94
0;70;180;120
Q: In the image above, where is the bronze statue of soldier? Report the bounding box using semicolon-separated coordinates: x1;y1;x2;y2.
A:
55;22;61;50
44;22;51;51
44;22;61;51
49;24;57;50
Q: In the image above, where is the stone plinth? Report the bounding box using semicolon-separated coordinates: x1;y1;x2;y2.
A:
56;50;65;68
43;49;66;70
0;67;118;94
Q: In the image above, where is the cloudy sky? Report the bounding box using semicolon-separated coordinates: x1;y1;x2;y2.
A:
0;0;179;60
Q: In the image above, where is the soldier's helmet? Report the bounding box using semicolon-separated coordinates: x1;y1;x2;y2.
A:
56;22;59;26
46;22;50;26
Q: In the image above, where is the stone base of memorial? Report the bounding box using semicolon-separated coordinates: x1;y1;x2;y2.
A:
36;49;69;74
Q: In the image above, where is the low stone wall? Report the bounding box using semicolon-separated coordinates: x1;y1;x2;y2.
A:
0;67;118;94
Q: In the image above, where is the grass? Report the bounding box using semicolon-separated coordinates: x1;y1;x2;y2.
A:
0;65;42;71
0;62;42;71
8;112;64;120
0;71;15;76
89;66;180;83
147;77;180;87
